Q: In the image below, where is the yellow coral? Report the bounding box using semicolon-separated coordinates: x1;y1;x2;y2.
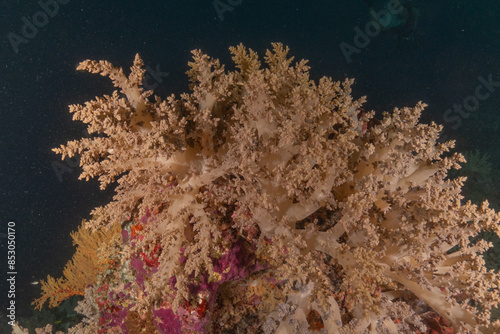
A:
32;221;120;310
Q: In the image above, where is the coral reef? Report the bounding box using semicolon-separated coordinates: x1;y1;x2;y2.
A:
44;43;500;333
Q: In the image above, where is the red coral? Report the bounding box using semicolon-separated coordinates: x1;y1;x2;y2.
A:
307;309;324;331
420;311;454;334
140;243;162;268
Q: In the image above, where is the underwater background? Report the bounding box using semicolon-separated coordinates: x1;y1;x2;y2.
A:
0;0;499;331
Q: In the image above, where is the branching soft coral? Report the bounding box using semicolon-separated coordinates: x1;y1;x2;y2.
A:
32;221;120;310
53;43;500;333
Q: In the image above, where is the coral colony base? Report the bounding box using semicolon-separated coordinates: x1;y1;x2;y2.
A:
26;44;500;333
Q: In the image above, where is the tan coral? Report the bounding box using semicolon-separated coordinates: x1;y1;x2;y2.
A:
52;43;500;333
